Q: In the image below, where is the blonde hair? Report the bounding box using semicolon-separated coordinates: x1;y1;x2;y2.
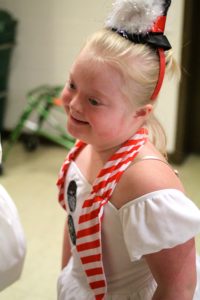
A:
82;28;179;157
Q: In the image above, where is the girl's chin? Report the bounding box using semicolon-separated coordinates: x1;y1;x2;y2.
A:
67;123;87;141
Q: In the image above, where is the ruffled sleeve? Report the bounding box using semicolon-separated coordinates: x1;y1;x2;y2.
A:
119;189;200;261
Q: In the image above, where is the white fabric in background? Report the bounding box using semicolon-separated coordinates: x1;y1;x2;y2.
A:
0;185;26;291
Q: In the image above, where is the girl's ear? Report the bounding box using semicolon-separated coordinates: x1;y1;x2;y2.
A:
134;104;153;118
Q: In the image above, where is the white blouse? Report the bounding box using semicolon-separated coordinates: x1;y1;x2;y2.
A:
57;161;200;300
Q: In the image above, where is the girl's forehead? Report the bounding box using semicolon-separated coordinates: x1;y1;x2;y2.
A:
70;50;130;103
73;50;102;72
72;50;123;83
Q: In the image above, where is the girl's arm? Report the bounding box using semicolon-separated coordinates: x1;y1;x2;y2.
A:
61;217;72;269
144;238;197;300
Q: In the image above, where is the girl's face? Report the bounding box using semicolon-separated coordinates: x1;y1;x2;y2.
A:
62;49;140;151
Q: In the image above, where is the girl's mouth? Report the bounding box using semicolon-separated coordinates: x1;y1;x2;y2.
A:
70;114;89;125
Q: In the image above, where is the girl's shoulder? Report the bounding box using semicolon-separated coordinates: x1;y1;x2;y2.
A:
110;142;184;209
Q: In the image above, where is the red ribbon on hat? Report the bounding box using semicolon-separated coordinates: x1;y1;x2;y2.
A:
150;16;167;100
150;48;166;100
151;16;167;33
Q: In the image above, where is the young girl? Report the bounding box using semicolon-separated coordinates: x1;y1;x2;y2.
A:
57;1;200;299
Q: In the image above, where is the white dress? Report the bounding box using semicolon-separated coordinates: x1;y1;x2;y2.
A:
57;161;200;300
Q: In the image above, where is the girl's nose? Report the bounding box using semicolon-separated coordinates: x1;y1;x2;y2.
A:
69;94;83;114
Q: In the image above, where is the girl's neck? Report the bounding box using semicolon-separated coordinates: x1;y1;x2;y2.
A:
74;127;148;185
85;143;120;166
89;133;142;162
74;144;118;186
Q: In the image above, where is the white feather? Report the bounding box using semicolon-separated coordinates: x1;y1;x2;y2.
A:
106;0;165;34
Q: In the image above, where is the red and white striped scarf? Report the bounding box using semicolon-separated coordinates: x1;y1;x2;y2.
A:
57;127;148;299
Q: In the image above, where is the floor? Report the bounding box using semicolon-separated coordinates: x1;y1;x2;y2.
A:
0;141;200;300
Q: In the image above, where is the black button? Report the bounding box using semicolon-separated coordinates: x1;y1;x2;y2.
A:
68;215;76;245
67;180;77;212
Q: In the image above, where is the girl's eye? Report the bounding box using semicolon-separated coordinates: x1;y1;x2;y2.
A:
68;81;76;90
88;98;100;106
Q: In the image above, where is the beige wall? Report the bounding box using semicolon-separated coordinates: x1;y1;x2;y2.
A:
156;0;185;153
1;0;184;153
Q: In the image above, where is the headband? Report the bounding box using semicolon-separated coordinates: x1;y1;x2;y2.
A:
106;0;172;100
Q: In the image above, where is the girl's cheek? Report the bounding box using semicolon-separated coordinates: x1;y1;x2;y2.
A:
61;89;71;108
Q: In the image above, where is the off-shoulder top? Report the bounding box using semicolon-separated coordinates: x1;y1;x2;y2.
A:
57;161;200;300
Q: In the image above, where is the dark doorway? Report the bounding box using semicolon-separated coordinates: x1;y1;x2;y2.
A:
173;1;200;163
